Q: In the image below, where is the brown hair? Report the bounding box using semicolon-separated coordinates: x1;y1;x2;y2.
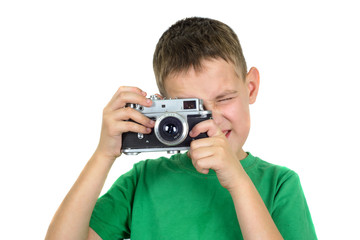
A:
153;17;247;97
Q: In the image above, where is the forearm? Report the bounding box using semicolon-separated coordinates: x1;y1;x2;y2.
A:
45;152;116;240
229;172;283;240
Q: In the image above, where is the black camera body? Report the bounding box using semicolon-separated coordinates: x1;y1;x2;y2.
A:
121;95;212;155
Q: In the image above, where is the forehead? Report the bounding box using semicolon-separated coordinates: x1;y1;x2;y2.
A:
164;58;243;99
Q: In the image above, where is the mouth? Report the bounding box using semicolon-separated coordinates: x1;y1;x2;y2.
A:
222;130;231;138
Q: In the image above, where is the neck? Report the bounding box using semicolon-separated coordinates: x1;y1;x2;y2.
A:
237;149;248;161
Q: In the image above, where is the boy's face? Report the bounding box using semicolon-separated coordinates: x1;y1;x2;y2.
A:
164;58;259;159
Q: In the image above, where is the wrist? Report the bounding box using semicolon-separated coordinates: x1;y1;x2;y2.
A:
92;148;119;166
226;165;250;196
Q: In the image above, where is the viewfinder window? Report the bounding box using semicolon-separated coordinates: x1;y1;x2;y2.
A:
183;100;196;109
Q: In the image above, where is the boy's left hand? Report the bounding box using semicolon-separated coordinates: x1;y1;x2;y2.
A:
189;119;246;192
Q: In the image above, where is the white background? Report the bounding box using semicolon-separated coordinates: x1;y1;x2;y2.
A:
1;0;359;239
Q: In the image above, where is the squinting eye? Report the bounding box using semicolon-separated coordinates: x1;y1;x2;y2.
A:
218;97;233;102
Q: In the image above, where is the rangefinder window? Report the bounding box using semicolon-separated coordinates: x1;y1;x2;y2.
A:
183;100;196;109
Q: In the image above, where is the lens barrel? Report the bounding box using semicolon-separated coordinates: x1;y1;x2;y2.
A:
154;113;188;146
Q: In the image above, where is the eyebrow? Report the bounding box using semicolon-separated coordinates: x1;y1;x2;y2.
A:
174;90;238;100
215;90;238;99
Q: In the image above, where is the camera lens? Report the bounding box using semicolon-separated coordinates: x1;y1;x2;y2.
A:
154;113;188;146
159;117;183;142
164;124;177;134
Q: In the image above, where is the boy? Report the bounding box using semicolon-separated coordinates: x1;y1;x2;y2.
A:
46;17;317;239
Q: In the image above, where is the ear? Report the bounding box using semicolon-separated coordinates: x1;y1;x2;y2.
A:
246;67;260;104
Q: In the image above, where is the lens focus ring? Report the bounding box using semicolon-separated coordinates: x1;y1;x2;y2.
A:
154;113;188;146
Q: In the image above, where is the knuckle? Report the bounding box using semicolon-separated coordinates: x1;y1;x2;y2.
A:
116;86;127;96
191;158;196;166
133;86;142;93
197;159;206;169
124;107;133;114
190;140;198;149
102;111;112;122
191;150;199;159
122;107;137;119
103;103;113;114
193;161;201;171
128;121;147;133
125;121;137;131
118;92;125;99
127;124;137;133
133;110;147;123
107;123;118;136
137;124;147;132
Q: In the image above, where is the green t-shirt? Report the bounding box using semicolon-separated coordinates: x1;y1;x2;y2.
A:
90;152;317;239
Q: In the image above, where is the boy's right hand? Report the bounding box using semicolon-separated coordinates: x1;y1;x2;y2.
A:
95;86;155;161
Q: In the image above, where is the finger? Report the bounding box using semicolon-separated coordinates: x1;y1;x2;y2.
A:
112;107;155;128
112;120;152;136
107;86;147;109
113;86;147;100
154;93;164;99
107;91;152;112
192;155;217;174
190;137;215;149
190;146;215;161
189;119;223;138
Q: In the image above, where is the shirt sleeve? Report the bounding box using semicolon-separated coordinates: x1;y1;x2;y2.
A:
272;171;317;240
89;164;140;240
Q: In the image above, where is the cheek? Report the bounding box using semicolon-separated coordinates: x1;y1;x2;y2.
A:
223;101;250;125
224;105;251;142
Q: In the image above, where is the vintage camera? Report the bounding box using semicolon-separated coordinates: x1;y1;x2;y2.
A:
121;95;212;155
